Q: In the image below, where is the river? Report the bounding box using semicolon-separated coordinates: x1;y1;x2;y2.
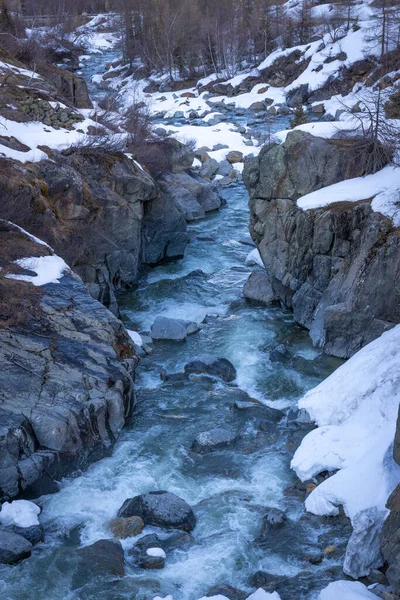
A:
0;48;347;600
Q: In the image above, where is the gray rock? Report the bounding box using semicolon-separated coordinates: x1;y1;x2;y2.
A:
218;160;233;177
129;534;165;569
191;427;238;454
344;507;386;578
0;530;32;564
117;491;196;532
151;317;188;342
184;355;237;382
243;130;399;358
206;584;247;600
243;270;277;306
161;172;221;219
381;484;400;594
259;508;288;536
200;157;219;180
286;83;309;107
76;539;125;577
2;525;44;545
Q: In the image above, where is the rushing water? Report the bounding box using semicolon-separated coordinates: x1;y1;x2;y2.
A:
0;53;346;600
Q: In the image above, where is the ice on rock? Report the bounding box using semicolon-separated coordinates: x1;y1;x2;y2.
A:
127;330;143;346
318;581;378;599
246;590;281;600
146;547;166;558
291;325;400;577
0;500;40;528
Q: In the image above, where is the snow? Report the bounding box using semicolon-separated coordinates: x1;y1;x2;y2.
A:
127;330;143;346
291;325;400;573
7;255;70;286
318;581;378;600
146;547;166;558
297;165;400;226
245;249;264;268
275;120;356;143
0;60;41;80
246;591;281;600
0;500;40;528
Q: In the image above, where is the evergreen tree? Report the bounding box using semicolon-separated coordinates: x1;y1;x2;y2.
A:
290;104;309;128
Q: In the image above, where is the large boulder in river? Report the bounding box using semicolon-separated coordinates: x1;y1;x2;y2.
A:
0;530;32;564
117;491;196;532
191;427;239;454
151;317;188;342
243;270;278;306
243;130;400;358
76;539;125;578
184;355;237;382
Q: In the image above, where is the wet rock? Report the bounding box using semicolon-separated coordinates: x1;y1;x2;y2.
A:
258;508;288;537
2;525;44;546
196;234;216;242
109;516;144;539
284;407;312;429
76;539;125;577
191;427;239;454
117;491;196;532
269;344;293;364
184;355;237;382
206;583;247;600
129;534;165;569
243;270;277;306
0;530;32;564
161;530;196;552
151;317;188;342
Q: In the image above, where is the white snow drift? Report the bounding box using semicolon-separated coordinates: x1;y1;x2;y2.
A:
0;500;40;528
291;325;400;577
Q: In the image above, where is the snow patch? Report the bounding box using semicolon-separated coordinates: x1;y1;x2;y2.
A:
7;255;70;286
318;581;378;599
245;249;264;268
127;330;143;347
146;547;166;558
0;500;40;528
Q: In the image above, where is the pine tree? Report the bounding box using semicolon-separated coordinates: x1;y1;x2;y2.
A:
290;104;309;128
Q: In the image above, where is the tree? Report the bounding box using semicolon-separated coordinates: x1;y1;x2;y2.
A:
290;104;309;128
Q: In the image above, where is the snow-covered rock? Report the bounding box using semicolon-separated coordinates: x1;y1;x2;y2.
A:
318;581;378;599
6;255;70;286
146;547;166;558
0;500;40;528
246;590;281;600
245;249;264;268
291;325;400;577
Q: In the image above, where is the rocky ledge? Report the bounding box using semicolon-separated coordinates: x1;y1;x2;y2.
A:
243;130;400;358
0;221;138;501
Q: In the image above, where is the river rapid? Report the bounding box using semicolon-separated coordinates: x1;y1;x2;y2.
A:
0;50;347;600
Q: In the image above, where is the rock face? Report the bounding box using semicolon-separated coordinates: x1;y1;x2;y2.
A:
244;130;400;358
0;222;138;501
381;410;400;595
117;491;196;532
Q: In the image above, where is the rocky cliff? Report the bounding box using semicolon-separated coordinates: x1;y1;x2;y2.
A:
0;221;139;501
243;130;400;358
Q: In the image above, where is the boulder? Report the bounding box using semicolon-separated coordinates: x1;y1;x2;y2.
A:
206;584;247;600
2;525;44;545
243;130;400;358
117;491;196;532
76;539;125;577
181;92;196;98
109;516;144;539
286;83;309;107
259;509;287;537
191;427;239;454
162;172;221;215
226;151;244;164
243;270;277;306
129;533;166;569
249;101;266;112
150;317;198;341
0;530;32;564
200;157;219;180
184;355;237;382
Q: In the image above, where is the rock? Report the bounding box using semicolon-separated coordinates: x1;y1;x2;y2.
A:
226;151;244;164
269;344;293;364
218;159;233;177
173;110;185;119
344;507;387;579
109;516;144;539
206;584;247;600
162;172;221;216
243;130;399;358
151;317;188;342
177;319;199;335
117;491;196;532
258;509;287;537
286;83;309;107
191;427;238;454
184;355;237;382
2;525;44;545
160;530;196;551
129;534;165;569
76;539;125;577
243;270;277;306
312;103;325;113
181;92;196;98
382;485;400;593
0;222;137;501
249;101;266;112
200;157;219;179
164;137;194;173
0;530;32;564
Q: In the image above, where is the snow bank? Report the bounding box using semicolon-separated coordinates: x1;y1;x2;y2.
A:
318;581;378;599
7;255;70;286
0;500;40;528
291;325;400;576
275;120;356;143
297;165;400;226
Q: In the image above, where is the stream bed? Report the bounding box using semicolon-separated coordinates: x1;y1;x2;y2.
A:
0;52;348;600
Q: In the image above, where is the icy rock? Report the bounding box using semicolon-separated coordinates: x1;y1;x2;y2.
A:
0;500;40;528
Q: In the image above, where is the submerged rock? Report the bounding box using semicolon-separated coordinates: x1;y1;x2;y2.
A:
117;491;196;532
109;516;144;539
184;355;237;382
191;427;239;454
0;530;32;564
258;508;288;537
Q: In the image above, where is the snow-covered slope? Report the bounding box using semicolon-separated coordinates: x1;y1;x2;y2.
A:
292;325;400;577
